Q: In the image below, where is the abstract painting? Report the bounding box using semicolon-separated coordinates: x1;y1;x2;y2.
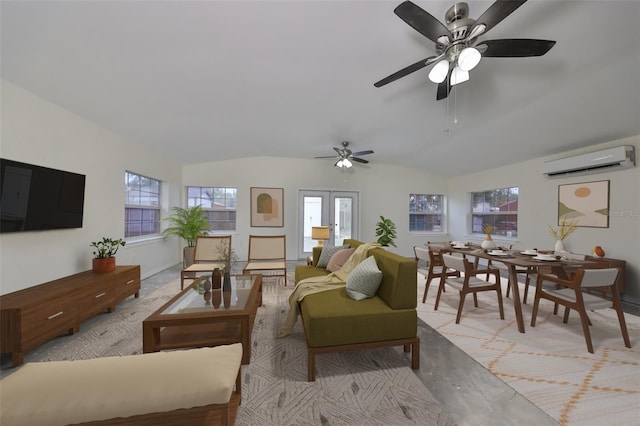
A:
250;187;284;227
558;180;609;228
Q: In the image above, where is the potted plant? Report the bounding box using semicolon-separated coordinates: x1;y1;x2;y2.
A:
162;205;210;267
91;237;126;272
375;215;397;247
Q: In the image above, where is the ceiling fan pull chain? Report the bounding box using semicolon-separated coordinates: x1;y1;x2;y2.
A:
453;84;458;124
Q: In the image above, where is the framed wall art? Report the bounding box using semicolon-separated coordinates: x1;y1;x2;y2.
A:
250;187;284;227
557;180;609;228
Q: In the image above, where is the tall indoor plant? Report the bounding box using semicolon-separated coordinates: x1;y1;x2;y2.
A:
162;205;210;267
375;215;397;247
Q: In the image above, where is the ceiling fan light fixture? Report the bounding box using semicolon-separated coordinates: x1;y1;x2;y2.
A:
458;47;481;71
428;59;449;83
342;158;353;168
450;66;469;85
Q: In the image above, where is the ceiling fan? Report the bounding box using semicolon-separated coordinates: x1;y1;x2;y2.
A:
374;0;556;100
315;141;374;168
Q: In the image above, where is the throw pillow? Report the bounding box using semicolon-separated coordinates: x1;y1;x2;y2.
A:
326;248;355;273
316;244;349;268
346;256;383;301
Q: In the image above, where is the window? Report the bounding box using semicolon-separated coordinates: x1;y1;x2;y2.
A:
187;186;237;231
125;171;161;238
409;194;444;232
471;187;518;237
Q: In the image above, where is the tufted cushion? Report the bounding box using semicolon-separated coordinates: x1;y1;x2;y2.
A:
346;256;383;300
316;244;349;268
326;248;355;272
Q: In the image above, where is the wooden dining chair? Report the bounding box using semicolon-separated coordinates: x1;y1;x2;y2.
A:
435;254;505;324
180;235;231;290
530;268;631;353
415;246;459;303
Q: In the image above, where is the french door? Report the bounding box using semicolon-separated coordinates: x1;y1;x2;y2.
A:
297;190;359;259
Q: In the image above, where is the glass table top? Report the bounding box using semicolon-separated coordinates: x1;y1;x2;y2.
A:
161;275;257;315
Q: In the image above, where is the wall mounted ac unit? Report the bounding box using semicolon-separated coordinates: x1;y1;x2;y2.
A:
543;145;635;178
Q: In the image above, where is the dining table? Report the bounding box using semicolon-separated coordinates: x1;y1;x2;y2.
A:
428;243;600;333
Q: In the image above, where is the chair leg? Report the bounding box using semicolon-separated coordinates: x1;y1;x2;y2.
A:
612;288;632;348
455;291;466;324
422;277;432;303
576;306;594;353
472;292;478;307
434;280;445;311
496;287;505;320
563;306;570;323
522;275;530;304
530;293;541;327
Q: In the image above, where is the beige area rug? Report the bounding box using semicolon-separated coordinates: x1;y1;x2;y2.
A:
18;275;453;426
417;275;640;426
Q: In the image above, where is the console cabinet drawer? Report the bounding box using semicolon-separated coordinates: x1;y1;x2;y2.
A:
78;283;116;321
116;266;141;299
21;294;78;352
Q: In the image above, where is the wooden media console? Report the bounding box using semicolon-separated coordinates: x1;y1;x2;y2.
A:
0;265;140;367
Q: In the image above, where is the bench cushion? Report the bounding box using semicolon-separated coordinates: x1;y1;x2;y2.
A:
300;288;417;348
0;344;242;426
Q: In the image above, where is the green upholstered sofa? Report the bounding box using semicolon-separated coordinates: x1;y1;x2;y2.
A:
294;239;419;381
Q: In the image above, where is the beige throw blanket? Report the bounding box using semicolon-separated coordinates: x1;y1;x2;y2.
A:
277;242;380;338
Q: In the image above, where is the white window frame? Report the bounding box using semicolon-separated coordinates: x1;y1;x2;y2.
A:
125;171;161;240
470;186;519;238
409;193;446;234
186;186;237;232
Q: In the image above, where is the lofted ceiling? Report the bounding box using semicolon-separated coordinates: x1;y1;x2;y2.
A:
1;1;639;177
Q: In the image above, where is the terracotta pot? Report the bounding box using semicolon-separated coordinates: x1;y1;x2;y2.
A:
92;257;116;273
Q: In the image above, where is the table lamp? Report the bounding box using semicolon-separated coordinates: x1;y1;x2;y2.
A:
311;226;330;246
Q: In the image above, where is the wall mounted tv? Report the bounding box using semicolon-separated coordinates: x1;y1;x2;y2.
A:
0;158;86;233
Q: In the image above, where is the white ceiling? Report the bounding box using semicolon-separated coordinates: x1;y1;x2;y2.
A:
2;1;639;176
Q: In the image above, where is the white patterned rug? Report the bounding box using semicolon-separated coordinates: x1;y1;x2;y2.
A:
418;277;640;426
11;276;453;426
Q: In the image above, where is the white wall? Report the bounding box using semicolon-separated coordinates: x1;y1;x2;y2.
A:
0;80;183;294
183;158;449;260
447;136;640;305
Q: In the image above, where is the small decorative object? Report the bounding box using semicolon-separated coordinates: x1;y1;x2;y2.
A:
548;218;577;252
212;268;222;289
481;225;497;250
375;216;397;247
223;271;231;292
217;240;239;274
203;289;212;305
592;245;605;257
204;278;212;292
90;237;126;272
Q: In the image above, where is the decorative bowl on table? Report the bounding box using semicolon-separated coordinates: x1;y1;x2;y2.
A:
521;249;538;255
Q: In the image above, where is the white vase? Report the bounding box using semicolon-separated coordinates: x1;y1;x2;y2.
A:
481;237;497;250
554;239;566;252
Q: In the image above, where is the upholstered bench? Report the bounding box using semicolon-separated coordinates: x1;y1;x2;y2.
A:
0;344;243;426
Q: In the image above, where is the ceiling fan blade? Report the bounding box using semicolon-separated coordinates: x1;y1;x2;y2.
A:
332;147;343;155
477;39;556;57
394;1;452;44
315;155;339;159
351;157;369;164
436;68;452;101
468;0;527;37
374;56;436;88
352;150;374;156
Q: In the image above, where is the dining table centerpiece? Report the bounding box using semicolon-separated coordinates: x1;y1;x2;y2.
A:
481;224;497;250
548;218;577;252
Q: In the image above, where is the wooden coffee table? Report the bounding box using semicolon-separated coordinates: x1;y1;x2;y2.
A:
143;274;262;364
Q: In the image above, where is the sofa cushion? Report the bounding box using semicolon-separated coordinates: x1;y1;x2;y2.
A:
346;255;383;300
316;244;349;268
300;288;417;348
326;248;355;272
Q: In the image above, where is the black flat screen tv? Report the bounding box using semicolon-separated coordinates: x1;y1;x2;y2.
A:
0;158;86;233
